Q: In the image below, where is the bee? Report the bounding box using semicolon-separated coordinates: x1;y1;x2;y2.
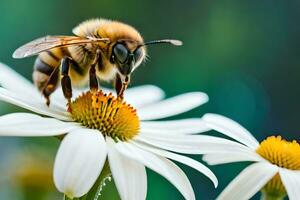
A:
13;19;182;106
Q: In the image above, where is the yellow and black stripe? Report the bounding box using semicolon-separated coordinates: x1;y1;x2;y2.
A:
33;48;64;91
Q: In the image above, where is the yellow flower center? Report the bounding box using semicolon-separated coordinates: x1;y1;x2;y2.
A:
69;91;140;141
256;136;300;197
256;136;300;170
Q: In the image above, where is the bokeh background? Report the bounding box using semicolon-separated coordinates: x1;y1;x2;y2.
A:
0;0;299;199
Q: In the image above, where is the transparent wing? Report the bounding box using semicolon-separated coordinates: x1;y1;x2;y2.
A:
13;35;110;58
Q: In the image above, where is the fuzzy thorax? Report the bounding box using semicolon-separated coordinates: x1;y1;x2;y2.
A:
69;91;140;141
256;136;300;197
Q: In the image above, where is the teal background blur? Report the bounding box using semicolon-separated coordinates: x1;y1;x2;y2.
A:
0;0;299;199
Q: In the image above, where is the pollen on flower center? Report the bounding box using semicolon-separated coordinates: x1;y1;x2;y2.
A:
256;136;300;197
256;136;300;170
69;91;140;141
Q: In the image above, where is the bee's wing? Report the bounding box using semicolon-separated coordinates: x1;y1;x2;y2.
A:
13;36;110;58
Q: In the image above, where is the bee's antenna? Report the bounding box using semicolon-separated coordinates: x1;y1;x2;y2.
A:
138;39;183;48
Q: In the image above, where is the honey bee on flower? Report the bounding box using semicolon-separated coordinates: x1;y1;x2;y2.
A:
13;19;182;106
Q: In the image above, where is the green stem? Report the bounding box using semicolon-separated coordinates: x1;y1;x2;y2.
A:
260;191;285;200
63;194;73;200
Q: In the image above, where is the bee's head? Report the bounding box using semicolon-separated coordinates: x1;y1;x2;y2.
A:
110;39;182;77
110;41;146;76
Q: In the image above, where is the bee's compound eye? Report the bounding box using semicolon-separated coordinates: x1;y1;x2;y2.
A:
113;44;128;63
134;48;143;62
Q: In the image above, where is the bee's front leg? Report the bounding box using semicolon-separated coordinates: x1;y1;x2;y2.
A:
61;57;73;106
115;74;130;100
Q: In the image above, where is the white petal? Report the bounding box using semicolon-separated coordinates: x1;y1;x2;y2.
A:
54;129;107;198
0;63;37;95
0;113;79;136
136;134;252;155
114;141;195;200
138;92;208;120
132;141;218;188
124;85;165;108
0;88;71;121
141;118;210;135
202;152;263;165
106;138;147;200
202;113;259;149
279;168;300;200
217;162;278;200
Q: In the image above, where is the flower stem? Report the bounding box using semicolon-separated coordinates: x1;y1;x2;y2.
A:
260;191;285;200
63;194;73;200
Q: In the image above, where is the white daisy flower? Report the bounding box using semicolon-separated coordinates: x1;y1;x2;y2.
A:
201;113;300;200
0;63;220;200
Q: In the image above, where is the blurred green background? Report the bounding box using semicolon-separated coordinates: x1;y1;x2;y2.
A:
0;0;299;199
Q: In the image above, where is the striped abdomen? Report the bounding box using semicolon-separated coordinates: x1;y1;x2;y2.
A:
33;48;64;92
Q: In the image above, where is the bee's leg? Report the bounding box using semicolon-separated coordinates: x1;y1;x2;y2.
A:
115;74;123;96
42;66;60;106
115;74;130;99
89;64;98;92
61;57;73;106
